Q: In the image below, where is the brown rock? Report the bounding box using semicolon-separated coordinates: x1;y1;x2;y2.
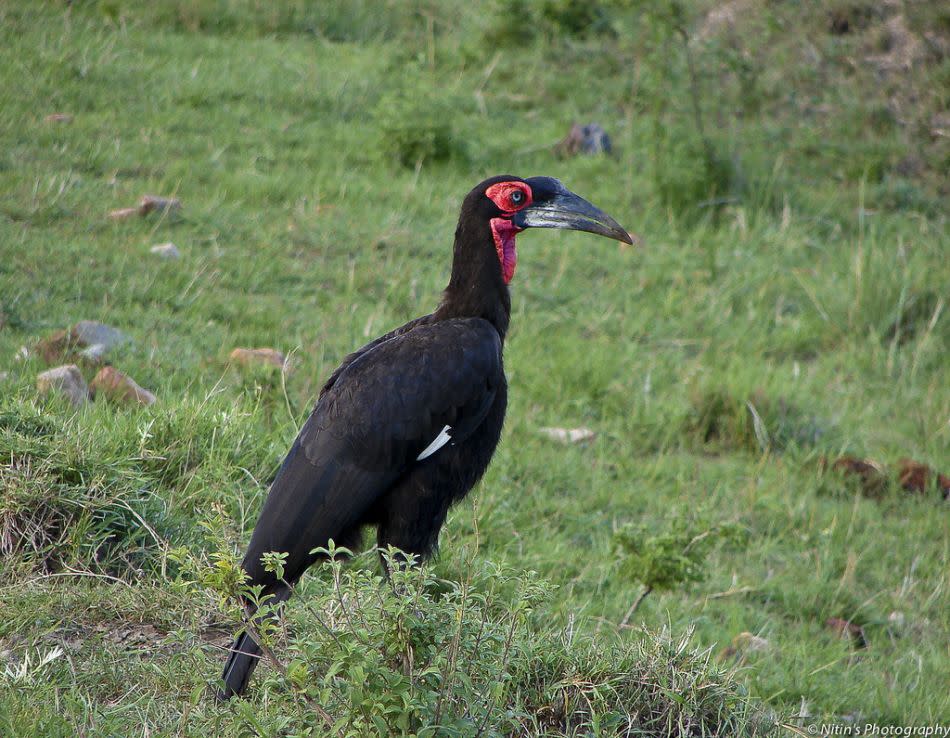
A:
821;455;888;496
825;618;867;648
37;365;89;407
90;366;156;406
896;458;950;499
33;329;73;364
555;123;613;158
138;195;181;216
108;207;141;220
229;347;287;370
30;322;127;365
108;195;181;220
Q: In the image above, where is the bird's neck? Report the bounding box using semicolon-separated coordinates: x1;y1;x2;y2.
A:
436;219;511;339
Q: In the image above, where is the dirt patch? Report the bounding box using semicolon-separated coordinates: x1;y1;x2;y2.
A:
694;0;753;42
51;619;237;656
866;15;928;72
825;617;868;648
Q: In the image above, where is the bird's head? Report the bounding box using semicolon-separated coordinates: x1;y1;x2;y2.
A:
460;175;634;284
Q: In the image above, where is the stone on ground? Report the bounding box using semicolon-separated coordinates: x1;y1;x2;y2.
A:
539;427;596;444
71;321;128;350
109;194;181;220
150;242;181;259
229;347;287;369
36;365;89;407
719;631;771;662
29;322;126;365
89;366;156;406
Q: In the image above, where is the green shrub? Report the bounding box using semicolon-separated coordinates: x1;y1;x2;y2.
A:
185;543;771;736
375;86;470;169
484;0;614;46
651;135;740;218
613;516;743;621
683;387;827;453
539;0;614;37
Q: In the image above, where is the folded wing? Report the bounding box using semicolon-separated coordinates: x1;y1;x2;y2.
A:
240;317;503;586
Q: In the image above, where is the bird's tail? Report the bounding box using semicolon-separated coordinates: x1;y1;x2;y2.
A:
217;582;293;700
218;630;262;700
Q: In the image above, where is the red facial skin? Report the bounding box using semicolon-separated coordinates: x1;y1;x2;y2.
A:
484;181;533;284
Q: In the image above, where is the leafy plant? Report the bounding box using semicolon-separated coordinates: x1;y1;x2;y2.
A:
172;533;766;735
614;516;743;625
375;84;470;169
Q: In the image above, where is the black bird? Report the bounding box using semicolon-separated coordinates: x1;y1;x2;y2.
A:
219;175;633;699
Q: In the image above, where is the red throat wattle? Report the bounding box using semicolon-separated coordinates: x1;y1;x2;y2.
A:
484;181;532;285
490;217;520;284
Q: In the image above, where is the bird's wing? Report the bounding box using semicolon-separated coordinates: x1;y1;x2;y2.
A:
318;314;432;399
241;318;503;584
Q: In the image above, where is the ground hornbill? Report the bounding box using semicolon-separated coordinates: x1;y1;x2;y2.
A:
218;175;633;699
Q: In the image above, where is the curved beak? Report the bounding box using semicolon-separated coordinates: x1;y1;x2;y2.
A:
512;185;634;245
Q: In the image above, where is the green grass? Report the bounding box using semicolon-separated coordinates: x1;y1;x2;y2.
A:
1;1;947;735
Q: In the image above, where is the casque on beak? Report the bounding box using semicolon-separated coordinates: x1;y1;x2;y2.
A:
512;183;635;245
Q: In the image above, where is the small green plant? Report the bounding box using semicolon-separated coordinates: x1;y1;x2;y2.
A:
614;516;742;625
375;85;470;169
485;0;613;44
539;0;614;36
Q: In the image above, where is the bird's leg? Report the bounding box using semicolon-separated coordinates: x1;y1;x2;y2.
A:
375;498;448;618
375;480;451;575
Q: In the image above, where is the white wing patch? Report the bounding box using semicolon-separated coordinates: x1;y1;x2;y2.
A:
416;425;452;461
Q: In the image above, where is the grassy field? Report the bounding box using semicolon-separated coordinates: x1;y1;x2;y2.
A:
1;1;948;735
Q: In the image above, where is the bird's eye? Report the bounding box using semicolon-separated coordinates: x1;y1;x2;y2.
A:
510;190;524;205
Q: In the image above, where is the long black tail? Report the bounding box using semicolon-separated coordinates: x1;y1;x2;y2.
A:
218;630;262;700
217;582;293;700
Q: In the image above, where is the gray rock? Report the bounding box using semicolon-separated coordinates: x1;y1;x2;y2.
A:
78;343;108;363
37;365;89;407
150;242;181;259
71;321;128;350
579;123;612;155
556;123;613;157
138;195;181;216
